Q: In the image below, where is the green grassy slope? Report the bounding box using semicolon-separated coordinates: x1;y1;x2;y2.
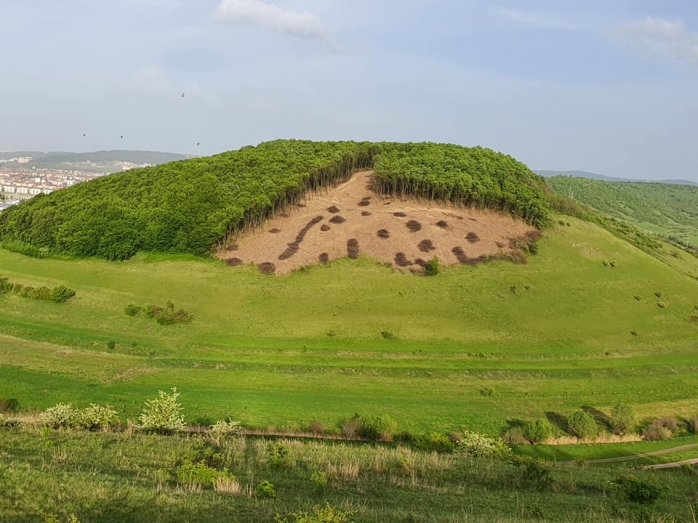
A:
1;217;697;434
547;176;698;246
0;141;549;260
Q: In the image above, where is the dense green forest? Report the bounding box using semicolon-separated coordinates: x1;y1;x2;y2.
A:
547;176;698;247
0;141;550;260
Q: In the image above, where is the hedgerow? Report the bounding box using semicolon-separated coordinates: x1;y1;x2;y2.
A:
0;141;550;260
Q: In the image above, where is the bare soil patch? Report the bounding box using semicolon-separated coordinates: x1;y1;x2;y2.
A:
327;206;340;214
220;171;536;274
406;220;422;232
436;220;448;229
467;232;480;244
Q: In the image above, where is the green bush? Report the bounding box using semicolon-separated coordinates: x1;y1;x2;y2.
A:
124;303;142;316
613;476;663;505
276;502;352;523
502;426;527;445
256;480;276;499
267;442;294;468
176;460;227;489
413;432;454;454
424;256;440;276
357;414;398;441
39;403;81;429
511;455;554;491
522;419;553;444
566;411;598;439
80;404;118;431
106;341;116;351
50;285;76;303
611;403;636;435
456;430;511;459
310;471;328;494
210;419;242;443
138;388;186;434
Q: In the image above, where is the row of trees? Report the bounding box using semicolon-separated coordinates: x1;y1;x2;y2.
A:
0;140;551;260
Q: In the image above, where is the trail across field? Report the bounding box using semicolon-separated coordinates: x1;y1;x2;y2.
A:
221;171;534;274
555;443;698;466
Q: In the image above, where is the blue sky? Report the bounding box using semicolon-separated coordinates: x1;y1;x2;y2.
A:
1;0;698;180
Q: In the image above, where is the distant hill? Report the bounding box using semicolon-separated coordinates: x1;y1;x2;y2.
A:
33;150;189;165
536;170;697;186
547;176;698;246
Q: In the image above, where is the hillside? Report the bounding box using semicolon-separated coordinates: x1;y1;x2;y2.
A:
32;150;189;165
547;176;698;247
536;169;698;186
0;141;550;261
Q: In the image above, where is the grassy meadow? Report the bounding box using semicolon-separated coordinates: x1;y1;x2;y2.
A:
1;217;697;436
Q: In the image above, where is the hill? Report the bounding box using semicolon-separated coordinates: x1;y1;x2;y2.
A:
536;170;697;186
547;176;698;247
32;150;189;165
0;141;550;261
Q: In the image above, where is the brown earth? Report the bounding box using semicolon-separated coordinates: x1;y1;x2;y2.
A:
219;171;536;274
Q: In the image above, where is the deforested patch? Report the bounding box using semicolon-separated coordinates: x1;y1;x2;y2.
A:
269;228;281;234
321;225;331;232
358;197;371;207
395;252;413;267
467;232;480;244
347;239;360;259
330;216;346;224
406;220;422;232
436;220;448;229
377;229;390;239
327;205;340;214
393;212;407;218
418;239;435;252
361;211;371;216
258;262;276;275
319;253;329;263
226;258;243;267
278;216;323;260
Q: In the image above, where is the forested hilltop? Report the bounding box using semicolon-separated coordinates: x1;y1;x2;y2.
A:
0;141;550;260
547;176;698;247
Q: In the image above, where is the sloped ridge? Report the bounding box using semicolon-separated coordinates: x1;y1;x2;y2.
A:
221;172;537;274
0;140;549;261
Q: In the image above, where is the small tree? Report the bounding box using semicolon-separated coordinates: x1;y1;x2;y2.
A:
567;411;598;439
522;419;553;444
611;403;636;435
424;257;440;276
138;388;186;434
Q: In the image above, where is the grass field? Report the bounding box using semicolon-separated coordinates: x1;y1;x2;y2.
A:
1;427;697;523
1;218;698;436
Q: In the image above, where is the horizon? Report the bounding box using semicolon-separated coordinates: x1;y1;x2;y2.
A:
2;1;697;182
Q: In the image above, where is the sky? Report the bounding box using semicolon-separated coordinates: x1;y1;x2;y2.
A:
1;0;698;180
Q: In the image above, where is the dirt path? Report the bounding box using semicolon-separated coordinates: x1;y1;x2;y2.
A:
220;171;535;274
556;443;698;466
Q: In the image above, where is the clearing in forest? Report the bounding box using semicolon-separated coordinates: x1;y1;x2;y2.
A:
220;171;535;274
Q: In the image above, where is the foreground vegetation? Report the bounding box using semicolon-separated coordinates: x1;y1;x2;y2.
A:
0;141;550;260
1;423;696;523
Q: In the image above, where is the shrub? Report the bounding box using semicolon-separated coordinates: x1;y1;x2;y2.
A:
267;442;294;468
210;419;242;443
50;285;76;303
613;476;662;505
308;420;324;435
39;403;80;429
310;471;328;494
611;403;636;435
643;426;672;441
80;404;118;431
380;330;396;340
566;411;598;439
522;419;553;444
502;426;527;445
357;414;398;441
138;388;186;434
124;303;142;316
652;416;678;432
107;341;116;351
176;460;225;489
414;432;454;454
480;387;494;397
511;455;553;491
256;480;276;499
0;398;19;413
456;430;511;459
0;414;20;428
275;502;352;523
424;256;439;276
340;415;360;439
688;415;698;435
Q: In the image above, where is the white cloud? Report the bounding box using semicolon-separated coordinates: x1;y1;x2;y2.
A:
492;7;578;31
214;0;330;43
618;17;698;67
